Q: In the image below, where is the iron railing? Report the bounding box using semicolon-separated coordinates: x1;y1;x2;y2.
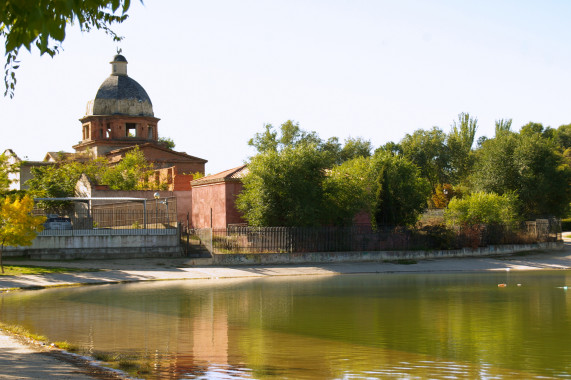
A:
192;220;561;254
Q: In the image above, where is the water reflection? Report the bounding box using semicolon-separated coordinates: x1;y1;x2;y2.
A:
1;272;571;379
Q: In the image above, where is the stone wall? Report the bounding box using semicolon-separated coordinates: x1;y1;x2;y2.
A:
3;232;182;260
209;241;564;266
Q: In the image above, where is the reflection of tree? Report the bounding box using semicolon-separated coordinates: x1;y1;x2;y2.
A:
1;274;571;378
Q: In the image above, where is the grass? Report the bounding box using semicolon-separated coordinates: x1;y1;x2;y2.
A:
564;233;571;239
0;321;48;343
0;264;97;276
54;341;80;352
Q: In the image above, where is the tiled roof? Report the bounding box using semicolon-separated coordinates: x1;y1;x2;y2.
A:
95;75;153;106
191;165;248;186
106;143;208;163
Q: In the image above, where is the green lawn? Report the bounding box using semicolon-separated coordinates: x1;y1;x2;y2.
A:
0;265;96;276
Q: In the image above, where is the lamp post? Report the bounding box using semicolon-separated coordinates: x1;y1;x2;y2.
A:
154;192;160;228
162;198;170;227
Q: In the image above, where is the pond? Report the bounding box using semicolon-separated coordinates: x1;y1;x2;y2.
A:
1;270;571;379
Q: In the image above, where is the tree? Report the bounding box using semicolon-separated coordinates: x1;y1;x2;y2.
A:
0;152;15;193
322;156;374;225
0;195;45;273
248;120;322;154
399;127;450;193
447;112;477;185
158;137;176;149
519;122;545;137
554;124;571;152
237;142;330;226
495;119;513;136
102;147;154;190
26;161;86;213
372;153;431;227
445;192;519;228
27;147;159;212
337;137;372;164
1;0;135;97
473;131;571;218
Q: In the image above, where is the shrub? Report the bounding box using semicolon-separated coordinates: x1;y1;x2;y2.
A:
562;218;571;232
445;192;520;228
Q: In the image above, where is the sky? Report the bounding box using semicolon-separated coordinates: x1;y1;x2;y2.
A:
1;0;571;175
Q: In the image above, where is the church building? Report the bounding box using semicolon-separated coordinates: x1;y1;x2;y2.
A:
73;54;207;176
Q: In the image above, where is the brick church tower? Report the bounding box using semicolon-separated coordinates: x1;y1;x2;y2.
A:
72;54;206;175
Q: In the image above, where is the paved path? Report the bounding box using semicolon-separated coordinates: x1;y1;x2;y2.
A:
0;237;569;379
0;333;115;379
0;240;570;292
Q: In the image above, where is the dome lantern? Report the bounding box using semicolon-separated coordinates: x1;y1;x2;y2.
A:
111;54;128;76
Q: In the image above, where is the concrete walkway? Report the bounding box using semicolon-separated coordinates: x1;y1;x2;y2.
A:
0;236;569;379
0;333;121;379
0;239;570;291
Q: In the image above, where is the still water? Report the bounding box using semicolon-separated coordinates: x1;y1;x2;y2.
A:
1;271;571;379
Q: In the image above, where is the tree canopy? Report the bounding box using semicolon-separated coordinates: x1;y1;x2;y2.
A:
372;153;431;227
27;147;161;212
445;192;520;228
237;141;329;227
0;195;45;272
1;0;135;97
473;131;571;218
399;127;450;193
0;152;15;193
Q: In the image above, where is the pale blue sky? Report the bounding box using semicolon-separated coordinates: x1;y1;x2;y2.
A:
1;0;570;174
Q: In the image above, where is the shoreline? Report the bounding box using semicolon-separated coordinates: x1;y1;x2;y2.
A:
0;239;570;292
0;237;569;379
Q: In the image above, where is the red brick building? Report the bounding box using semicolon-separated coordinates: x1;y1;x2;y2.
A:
191;165;248;228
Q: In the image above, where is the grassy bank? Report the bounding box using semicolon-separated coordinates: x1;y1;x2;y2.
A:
0;264;97;276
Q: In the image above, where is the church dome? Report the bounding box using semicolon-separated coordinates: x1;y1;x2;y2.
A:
85;55;154;117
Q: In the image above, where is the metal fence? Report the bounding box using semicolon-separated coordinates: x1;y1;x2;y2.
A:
193;219;561;254
33;206;178;236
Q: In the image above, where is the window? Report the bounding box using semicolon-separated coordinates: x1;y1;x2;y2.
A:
126;123;137;138
82;124;90;140
148;125;154;139
106;123;111;138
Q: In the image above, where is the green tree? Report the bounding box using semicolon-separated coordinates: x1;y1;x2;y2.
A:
0;195;45;273
102;147;154;190
473;132;571;218
338;137;372;164
26;161;85;213
322;156;374;225
495;118;513;136
372;153;431;227
237;142;330;226
248;120;322;154
1;0;137;97
447;112;477;185
158;137;176;149
400;127;450;193
554;124;571;152
0;153;15;193
445;192;520;228
519;122;545;137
